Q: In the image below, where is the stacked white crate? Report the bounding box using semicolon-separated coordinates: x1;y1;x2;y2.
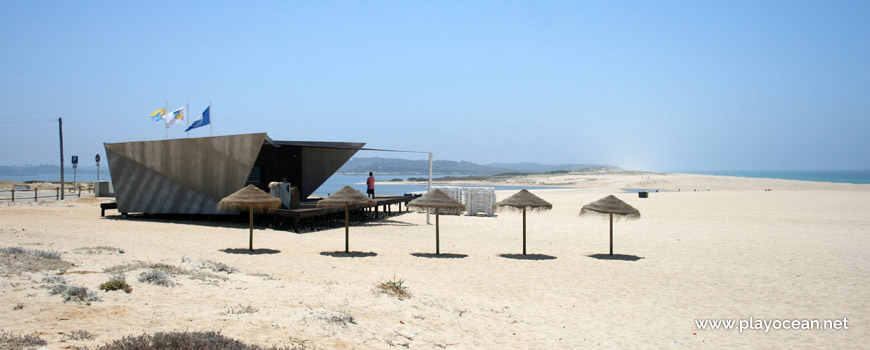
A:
431;186;464;214
462;187;496;216
432;186;462;202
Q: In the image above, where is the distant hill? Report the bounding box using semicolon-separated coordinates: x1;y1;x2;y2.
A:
484;162;618;173
337;157;513;175
337;157;618;175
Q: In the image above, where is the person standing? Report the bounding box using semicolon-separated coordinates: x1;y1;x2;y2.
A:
366;172;375;198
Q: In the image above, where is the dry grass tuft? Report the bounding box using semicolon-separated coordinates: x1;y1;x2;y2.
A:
44;275;100;304
199;260;238;274
105;262;182;275
0;246;71;275
65;329;95;341
73;246;121;255
94;331;303;350
49;284;101;304
0;331;47;350
0;246;61;259
42;276;67;285
224;304;259;315
314;309;356;326
105;261;226;284
138;269;175;287
376;278;410;300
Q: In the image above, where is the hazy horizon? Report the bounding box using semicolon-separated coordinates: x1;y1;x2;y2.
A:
1;1;868;172
3;157;870;174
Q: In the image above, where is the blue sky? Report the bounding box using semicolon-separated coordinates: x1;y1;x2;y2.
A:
1;1;868;171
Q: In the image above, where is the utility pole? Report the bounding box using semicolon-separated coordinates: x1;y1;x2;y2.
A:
426;152;432;224
58;117;64;200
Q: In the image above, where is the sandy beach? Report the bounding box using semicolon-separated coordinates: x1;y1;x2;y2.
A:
1;172;869;349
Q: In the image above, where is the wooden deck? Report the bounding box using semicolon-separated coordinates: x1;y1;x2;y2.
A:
272;195;416;231
100;195;418;231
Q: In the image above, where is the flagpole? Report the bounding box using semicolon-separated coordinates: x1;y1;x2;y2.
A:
164;101;168;140
186;103;190;138
210;102;213;137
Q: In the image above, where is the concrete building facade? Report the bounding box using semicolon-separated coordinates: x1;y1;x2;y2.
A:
104;133;364;214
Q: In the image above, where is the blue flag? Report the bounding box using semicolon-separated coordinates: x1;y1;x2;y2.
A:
185;105;211;132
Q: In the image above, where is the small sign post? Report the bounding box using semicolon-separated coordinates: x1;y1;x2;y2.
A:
71;156;78;191
95;154;101;181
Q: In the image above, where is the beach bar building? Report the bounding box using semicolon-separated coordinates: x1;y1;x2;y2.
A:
104;133;364;215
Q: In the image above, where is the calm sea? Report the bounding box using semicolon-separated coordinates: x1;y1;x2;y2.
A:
678;170;870;185
0;172;107;183
313;174;558;196
7;170;868;192
0;173;557;195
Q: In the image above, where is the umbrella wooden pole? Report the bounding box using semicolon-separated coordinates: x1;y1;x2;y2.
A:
345;203;350;253
435;208;440;255
522;207;527;255
249;203;254;251
609;213;613;256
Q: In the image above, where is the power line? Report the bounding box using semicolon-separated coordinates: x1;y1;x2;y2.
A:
361;147;429;154
0;118;57;123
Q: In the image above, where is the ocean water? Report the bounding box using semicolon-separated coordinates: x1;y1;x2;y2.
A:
0;173;558;195
0;172;107;183
312;174;557;196
7;170;867;192
678;170;870;185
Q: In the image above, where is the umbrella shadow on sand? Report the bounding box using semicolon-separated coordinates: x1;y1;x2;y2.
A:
588;253;644;261
499;253;557;261
410;252;468;259
221;248;281;255
317;186;376;253
407;189;466;256
218;185;282;251
359;219;416;227
494;189;553;256
320;251;378;258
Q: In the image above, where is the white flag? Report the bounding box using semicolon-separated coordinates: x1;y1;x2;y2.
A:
163;106;186;129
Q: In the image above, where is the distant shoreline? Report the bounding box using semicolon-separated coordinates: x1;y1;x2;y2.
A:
4;169;870;188
349;169;870;186
673;170;870;185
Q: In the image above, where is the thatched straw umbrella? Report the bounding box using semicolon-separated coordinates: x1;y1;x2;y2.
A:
316;186;375;252
217;185;281;251
494;189;552;255
407;189;465;255
579;195;640;256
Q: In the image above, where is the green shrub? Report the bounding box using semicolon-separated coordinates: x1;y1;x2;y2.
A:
100;275;132;293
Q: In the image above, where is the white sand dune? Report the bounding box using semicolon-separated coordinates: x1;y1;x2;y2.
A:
1;173;869;349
